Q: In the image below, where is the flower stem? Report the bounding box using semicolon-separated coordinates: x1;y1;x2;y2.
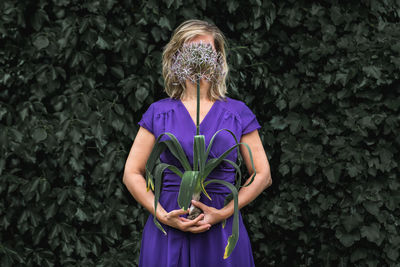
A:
196;77;200;135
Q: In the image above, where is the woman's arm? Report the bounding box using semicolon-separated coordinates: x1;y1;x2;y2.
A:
221;129;272;218
191;129;272;225
123;126;211;233
123;126;162;216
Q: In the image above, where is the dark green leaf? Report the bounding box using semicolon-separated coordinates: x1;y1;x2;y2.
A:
177;171;200;210
32;128;47;142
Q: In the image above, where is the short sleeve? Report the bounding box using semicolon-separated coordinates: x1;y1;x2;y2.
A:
240;103;261;135
138;103;155;135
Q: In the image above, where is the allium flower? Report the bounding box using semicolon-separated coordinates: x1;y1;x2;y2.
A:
171;40;225;85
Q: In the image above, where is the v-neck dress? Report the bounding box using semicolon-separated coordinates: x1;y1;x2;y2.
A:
137;96;261;267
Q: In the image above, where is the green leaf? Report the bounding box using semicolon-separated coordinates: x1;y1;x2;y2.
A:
362;66;381;80
75;208;88;221
204;179;239;259
145;139;167;191
386;247;399;261
111;66;124;79
161;133;192;171
222;158;242;191
33;35;49;50
205;128;240;163
203;141;256;188
279;164;290;176
151;162;187;235
151;27;162;42
111;118;124;131
227;0;239;14
361;223;382;245
153;163;172;235
114;104;125;115
269;116;288;130
96;35;110;49
200;182;212;201
164;165;183;177
0;245;24;263
159;17;172;30
177;171;200;210
342;213;363;232
335;227;360;247
93;15;106;32
32;128;47;142
322;165;341;184
32;9;49;31
221;193;234;228
194;135;206;172
165;0;174;9
146;132;191;235
193;136;199;171
362;201;381;217
135;87;149;102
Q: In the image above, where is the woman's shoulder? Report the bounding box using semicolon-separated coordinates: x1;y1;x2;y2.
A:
147;97;177;115
219;96;250;117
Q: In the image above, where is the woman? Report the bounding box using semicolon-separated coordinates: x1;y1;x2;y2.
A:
123;19;272;267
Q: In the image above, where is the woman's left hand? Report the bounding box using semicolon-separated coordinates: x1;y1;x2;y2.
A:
180;200;226;226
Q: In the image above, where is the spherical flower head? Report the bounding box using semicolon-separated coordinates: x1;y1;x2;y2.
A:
171;40;224;85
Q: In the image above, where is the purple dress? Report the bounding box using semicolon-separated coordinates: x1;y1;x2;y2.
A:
137;96;261;267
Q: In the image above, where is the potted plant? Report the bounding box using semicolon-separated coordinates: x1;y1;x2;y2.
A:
145;41;257;259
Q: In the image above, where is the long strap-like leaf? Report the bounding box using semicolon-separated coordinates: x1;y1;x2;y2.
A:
194;135;206;172
222;158;242;191
194;136;208;200
153;163;168;235
203;179;239;259
153;163;184;235
197;158;241;202
205;128;241;163
203;128;245;186
193;137;199;171
145;132;186;190
145;141;167;191
177;171;200;210
165;165;183;177
202;142;256;187
161;133;192;171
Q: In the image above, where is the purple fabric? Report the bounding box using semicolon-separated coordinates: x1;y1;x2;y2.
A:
137;96;261;267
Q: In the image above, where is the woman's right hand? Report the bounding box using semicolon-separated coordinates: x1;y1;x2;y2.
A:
158;209;211;234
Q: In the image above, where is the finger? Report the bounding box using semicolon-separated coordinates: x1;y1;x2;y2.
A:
170;209;189;217
179;217;191;222
188;224;211;234
195;220;210;226
184;213;205;226
181;216;209;227
191;200;208;211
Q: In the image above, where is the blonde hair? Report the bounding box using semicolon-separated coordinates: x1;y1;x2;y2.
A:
162;19;229;102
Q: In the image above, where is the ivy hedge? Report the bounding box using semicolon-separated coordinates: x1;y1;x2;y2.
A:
1;0;399;266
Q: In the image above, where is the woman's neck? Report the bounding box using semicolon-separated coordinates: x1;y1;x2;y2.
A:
182;79;212;101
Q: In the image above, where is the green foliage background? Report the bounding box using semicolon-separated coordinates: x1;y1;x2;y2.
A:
1;0;399;266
